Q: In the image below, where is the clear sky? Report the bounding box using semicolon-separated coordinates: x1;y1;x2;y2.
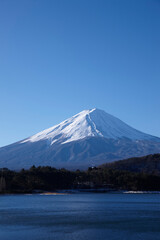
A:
0;0;160;147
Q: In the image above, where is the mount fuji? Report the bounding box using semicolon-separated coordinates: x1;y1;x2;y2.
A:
0;108;160;170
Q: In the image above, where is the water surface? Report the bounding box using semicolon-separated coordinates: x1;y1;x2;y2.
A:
0;193;160;240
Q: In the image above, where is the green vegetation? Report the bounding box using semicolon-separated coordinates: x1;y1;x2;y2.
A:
1;162;160;194
101;153;160;175
1;154;160;194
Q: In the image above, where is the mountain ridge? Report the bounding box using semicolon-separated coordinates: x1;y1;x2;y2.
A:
21;108;160;145
0;108;160;170
101;153;160;175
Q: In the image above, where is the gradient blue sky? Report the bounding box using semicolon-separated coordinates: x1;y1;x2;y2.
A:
0;0;160;147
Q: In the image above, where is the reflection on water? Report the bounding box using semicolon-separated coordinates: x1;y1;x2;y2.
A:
0;193;160;240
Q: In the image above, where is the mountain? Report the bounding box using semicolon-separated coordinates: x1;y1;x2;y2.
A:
100;153;160;175
0;108;160;170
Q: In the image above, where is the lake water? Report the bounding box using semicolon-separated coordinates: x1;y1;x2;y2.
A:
0;193;160;240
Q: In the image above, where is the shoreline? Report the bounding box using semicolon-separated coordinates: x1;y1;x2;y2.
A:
1;189;160;195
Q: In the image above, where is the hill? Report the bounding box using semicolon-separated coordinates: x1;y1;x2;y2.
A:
101;154;160;175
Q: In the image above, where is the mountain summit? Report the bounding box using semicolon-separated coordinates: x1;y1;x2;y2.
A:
22;108;157;145
0;108;160;169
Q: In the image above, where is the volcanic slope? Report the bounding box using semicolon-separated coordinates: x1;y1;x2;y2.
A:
0;108;160;169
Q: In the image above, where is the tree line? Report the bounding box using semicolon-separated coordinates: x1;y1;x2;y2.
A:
1;165;160;193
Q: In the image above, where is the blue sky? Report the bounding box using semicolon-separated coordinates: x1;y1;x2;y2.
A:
0;0;160;147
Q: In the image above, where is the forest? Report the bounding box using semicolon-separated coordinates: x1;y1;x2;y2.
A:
1;159;160;193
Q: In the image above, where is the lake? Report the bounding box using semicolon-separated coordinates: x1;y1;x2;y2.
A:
0;193;160;240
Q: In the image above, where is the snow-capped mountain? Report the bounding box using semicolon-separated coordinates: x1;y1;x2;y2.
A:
21;108;157;144
0;108;160;170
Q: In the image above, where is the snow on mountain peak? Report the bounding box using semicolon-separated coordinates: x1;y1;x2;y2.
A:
21;108;156;145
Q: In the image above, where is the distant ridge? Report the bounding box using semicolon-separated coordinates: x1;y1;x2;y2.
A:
0;108;160;169
100;154;160;175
